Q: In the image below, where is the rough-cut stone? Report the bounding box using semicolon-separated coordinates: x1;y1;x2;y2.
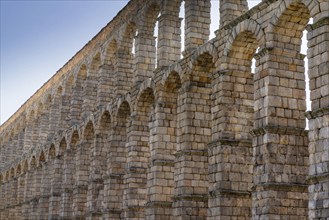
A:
0;0;328;219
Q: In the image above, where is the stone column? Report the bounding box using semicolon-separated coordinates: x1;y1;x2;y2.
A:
123;111;150;219
2;181;9;220
17;130;26;159
38;162;50;220
115;51;134;96
61;148;76;219
61;89;72;131
209;68;253;219
70;77;85;125
0;181;4;219
157;0;181;68
173;79;212;219
16;173;25;220
73;140;91;219
145;94;177;219
96;64;114;107
22;170;34;219
184;0;211;54
251;47;309;219
49;94;62;136
82;70;98;119
23;121;34;152
86;132;107;219
305;17;329;219
219;0;249;26
103;117;128;219
31;166;42;220
38;112;51;145
11;178;19;220
49;156;64;219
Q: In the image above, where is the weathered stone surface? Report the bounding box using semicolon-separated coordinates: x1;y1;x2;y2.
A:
0;0;328;219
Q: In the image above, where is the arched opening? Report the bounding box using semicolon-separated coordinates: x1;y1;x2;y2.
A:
87;111;111;215
73;121;94;218
61;130;79;219
124;88;155;218
59;138;67;156
173;53;213;218
210;29;259;219
105;101;130;218
147;71;181;218
134;3;160;82
250;1;313;218
98;40;117;104
49;140;65;219
83;54;100;116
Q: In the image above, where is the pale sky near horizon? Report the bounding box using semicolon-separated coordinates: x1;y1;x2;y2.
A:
2;0;308;125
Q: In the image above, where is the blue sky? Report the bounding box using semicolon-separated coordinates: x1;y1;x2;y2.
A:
1;0;129;124
1;0;267;124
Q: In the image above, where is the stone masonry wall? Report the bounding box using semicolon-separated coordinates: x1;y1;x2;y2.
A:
0;0;328;219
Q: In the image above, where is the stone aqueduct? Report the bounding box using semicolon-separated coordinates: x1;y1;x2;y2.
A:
0;0;328;219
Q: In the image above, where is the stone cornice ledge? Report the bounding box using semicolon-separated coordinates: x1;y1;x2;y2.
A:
250;125;308;136
209;188;251;198
252;182;308;192
208;138;252;148
305;107;329;120
307;173;329;184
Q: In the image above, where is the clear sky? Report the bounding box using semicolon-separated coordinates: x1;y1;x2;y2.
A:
0;0;129;124
1;0;267;125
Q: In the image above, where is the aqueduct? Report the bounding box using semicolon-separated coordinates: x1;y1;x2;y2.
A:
0;0;328;219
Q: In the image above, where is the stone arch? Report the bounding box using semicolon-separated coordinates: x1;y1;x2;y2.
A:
86;110;112;214
224;19;266;56
82;53;100;116
105;100;131;217
29;156;37;170
59;137;67;156
70;64;87;124
16;164;22;176
142;1;161;35
45;93;52;108
174;51;214;218
97;40;117;105
161;62;183;85
120;22;137;54
133;0;161;83
105;39;118;65
146;70;182;217
39;150;46;164
72;120;94;217
267;0;311;52
22;160;28;173
48;144;57;160
10;167;15;180
5;171;10;182
136;78;155;105
69;129;80;151
83;120;95;141
268;0;321;31
60;128;79;219
124;86;155;218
